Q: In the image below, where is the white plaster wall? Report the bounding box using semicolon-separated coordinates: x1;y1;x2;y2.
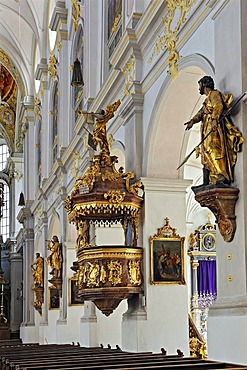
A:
65;243;83;344
95;300;128;348
67;305;84;343
95;224;125;246
208;315;247;365
20;0;247;359
20;324;39;344
45;310;60;343
180;12;215;67
121;178;191;354
204;1;247;365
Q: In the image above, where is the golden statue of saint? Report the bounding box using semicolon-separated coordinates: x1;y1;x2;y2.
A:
47;235;62;278
31;252;44;287
184;76;244;185
92;100;121;156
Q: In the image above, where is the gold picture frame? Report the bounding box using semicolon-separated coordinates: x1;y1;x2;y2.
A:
68;278;84;306
150;217;185;285
48;286;60;310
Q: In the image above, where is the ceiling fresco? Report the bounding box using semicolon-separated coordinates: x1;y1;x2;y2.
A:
0;64;17;145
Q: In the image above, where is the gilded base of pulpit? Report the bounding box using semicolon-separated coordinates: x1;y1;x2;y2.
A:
192;185;239;242
48;277;62;298
76;245;143;316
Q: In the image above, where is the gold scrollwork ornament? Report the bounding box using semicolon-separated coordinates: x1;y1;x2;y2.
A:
85;261;100;287
104;190;126;204
108;260;122;286
78;264;86;289
148;0;196;79
129;260;142;285
48;55;58;82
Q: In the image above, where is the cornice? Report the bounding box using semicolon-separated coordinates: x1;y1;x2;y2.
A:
49;1;68;31
119;89;144;123
35;59;48;81
17;206;32;224
141;177;192;193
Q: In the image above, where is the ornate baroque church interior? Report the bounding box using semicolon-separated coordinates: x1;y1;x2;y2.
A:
0;0;247;368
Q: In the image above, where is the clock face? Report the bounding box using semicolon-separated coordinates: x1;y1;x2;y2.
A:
202;233;215;251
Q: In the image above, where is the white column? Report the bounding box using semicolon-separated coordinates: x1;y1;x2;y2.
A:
207;1;247;365
122;177;191;354
18;209;39;343
56;196;68;343
9;248;22;336
80;301;98;347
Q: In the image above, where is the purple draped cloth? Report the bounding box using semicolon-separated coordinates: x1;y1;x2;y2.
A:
197;259;217;309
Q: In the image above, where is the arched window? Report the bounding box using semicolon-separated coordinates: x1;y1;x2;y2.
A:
0;142;9;242
37;121;42;188
72;26;84;119
52;83;58;164
108;0;122;58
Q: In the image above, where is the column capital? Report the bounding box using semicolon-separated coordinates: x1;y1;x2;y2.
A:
49;1;68;32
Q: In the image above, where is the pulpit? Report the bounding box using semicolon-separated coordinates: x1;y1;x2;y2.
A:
65;101;144;315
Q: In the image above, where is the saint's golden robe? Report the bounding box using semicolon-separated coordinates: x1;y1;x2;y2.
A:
191;90;244;184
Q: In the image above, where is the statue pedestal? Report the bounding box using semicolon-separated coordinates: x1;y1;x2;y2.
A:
192;185;239;242
48;277;62;297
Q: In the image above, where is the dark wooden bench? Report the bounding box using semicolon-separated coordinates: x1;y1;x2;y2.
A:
6;351;186;370
0;344;246;370
9;357;247;370
1;346;150;370
17;361;247;370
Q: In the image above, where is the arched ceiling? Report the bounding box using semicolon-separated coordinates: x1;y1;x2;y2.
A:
0;0;47;95
146;66;205;180
0;0;47;150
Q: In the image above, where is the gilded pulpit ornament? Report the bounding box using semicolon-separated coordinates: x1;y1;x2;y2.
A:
182;76;244;242
129;260;142;285
108;261;122;286
148;0;196;79
65;100;144;316
31;253;44;315
47;236;63;296
92;100;121;157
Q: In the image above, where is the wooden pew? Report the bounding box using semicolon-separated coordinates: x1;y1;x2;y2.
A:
0;344;246;370
8;356;246;370
1;346;150;370
7;352;189;370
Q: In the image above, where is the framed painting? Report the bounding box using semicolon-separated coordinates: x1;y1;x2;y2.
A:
49;286;60;310
150;217;185;285
68;278;84;306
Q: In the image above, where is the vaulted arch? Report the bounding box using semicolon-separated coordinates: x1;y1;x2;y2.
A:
144;55;215;182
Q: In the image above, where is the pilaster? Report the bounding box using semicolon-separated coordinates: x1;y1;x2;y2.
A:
17;208;34;325
206;0;247;365
35;59;49;184
8;245;22;336
40;213;48;325
80;301;98;347
57;193;68;324
120;91;144;178
122;177;191;353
